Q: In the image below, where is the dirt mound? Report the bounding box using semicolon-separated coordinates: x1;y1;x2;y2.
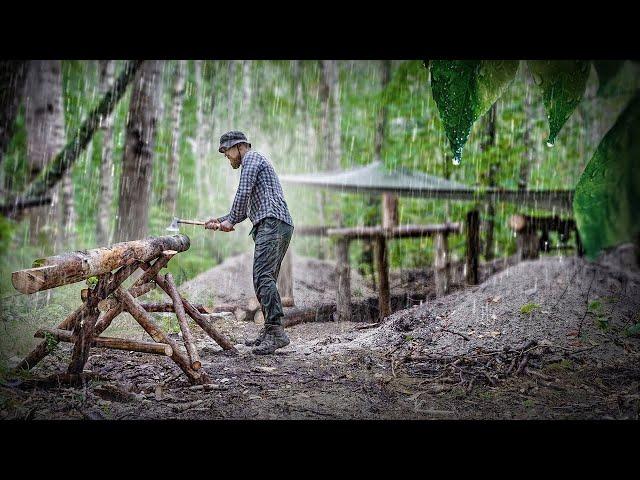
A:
179;252;376;309
313;244;640;362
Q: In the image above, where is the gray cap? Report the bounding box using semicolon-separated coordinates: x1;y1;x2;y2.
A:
218;130;251;153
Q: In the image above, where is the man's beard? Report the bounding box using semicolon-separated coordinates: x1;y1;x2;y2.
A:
230;157;241;169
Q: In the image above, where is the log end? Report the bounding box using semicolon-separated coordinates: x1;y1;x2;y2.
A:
163;345;174;356
11;265;58;294
192;361;202;370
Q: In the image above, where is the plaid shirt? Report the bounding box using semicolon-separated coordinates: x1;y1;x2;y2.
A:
217;150;294;228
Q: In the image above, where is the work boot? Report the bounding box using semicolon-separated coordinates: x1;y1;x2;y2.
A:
252;324;290;355
244;326;266;346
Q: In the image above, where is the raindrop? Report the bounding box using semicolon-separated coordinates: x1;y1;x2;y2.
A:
546;140;555;148
452;154;461;166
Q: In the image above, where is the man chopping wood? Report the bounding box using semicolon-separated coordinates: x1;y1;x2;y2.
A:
205;131;294;355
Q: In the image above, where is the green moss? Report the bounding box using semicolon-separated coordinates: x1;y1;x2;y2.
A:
520;303;541;315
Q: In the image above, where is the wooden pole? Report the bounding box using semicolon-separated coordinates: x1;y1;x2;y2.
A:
382;192;399;230
434;232;449;297
277;248;294;305
465;209;480;285
138;302;210;313
67;273;111;374
335;238;351;321
164;273;201;370
35;327;173;356
93;250;176;336
98;282;155;311
374;235;391;319
138;263;238;353
114;287;207;384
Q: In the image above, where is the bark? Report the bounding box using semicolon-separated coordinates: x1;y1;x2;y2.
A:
482;103;498;260
12;235;188;294
227;60;237;125
137;302;210;313
519;81;533;190
374;236;391;319
319;60;341;172
96;60;116;246
115;287;207;384
465;210;480;285
277;248;294;304
67;273;111;374
24;60;66;244
165;60;186;214
7;61;142;216
193;60;206;216
115;60;163;242
35;327;173;356
138;265;238;353
241;60;251;118
13;260;141;372
434;232;449;297
0;61;28;167
374;60;391;164
382;192;399;229
335;238;351;321
165;272;201;370
94;251;175;335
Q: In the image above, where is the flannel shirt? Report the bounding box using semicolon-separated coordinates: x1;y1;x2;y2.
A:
217;150;294;228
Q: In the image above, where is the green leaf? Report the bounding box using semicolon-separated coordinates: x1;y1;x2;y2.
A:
430;60;518;164
593;60;625;96
527;61;590;146
573;91;640;260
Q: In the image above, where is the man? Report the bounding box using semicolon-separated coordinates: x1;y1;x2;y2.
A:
206;131;294;355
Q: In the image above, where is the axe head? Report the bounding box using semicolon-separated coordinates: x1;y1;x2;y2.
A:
166;217;180;232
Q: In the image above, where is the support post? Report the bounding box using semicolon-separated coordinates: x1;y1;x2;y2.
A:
434;232;449;297
165;272;201;370
374;235;391;319
465;209;480;285
335;237;351;321
277;248;294;305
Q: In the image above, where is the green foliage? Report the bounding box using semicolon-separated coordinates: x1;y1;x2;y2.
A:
429;60;518;163
527;60;591;146
573;91;640;259
519;302;540;315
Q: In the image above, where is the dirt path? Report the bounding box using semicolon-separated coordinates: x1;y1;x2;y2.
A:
1;246;638;420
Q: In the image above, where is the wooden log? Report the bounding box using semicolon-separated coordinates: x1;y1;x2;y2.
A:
164;273;201;370
98;282;155;312
277;248;294;305
13;261;142;372
509;214;576;234
138;302;210;313
327;223;462;240
12;234;189;294
434;232;449;297
139;263;238;353
374;235;391;319
335;238;352;321
382;192;399;229
465;210;480;285
94;251;176;336
68;273;111;374
35;327;173;356
114;287;207;384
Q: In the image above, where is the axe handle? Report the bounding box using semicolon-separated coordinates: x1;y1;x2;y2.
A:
178;219;206;226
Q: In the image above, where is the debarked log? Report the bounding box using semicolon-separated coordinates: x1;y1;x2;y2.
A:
35;327;173;356
12;234;189;294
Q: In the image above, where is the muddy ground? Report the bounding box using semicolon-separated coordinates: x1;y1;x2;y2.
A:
1;245;638;420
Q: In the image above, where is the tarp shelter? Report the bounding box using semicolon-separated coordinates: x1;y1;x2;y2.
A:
280;161;574;213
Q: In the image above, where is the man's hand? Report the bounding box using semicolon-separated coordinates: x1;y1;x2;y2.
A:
204;218;221;230
218;219;235;232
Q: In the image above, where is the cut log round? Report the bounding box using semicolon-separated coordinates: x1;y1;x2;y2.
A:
12;235;188;294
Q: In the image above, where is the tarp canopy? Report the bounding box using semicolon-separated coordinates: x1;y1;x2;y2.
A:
280;161;574;213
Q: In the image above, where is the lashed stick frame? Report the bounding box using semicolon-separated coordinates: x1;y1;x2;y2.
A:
11;234;237;385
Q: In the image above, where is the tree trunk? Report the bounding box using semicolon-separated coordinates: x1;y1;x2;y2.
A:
193;60;207;216
227;60;237;126
519;80;533;191
483;103;498;260
277;248;294;303
374;60;391;164
241;60;251;118
465;210;480;285
8;61;142;217
24;60;66;245
165;60;186;215
434;232;449;297
96;60;116;246
0;61;28;168
115;60;163;242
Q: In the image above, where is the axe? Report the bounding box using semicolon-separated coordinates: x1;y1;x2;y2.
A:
166;216;234;232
